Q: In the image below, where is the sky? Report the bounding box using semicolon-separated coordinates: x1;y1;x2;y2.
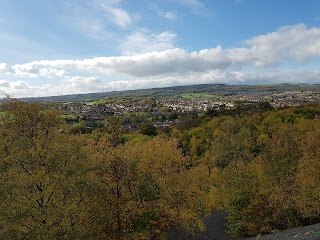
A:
0;0;320;98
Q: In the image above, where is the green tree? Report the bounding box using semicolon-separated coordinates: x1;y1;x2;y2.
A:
140;123;157;136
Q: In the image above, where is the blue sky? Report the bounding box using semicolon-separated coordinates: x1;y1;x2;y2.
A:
0;0;320;97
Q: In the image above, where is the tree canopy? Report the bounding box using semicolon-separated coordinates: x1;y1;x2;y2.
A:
1;99;319;239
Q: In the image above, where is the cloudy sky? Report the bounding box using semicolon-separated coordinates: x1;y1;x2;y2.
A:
0;0;320;98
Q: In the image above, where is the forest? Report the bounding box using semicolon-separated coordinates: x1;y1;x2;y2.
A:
0;99;319;239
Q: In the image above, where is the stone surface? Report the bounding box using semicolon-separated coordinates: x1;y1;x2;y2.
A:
168;210;320;240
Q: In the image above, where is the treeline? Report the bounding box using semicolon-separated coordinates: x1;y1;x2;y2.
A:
0;100;319;239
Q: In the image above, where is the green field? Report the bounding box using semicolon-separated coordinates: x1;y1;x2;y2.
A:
180;93;219;99
59;114;79;121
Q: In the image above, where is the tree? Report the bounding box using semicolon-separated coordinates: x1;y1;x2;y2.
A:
140;123;157;136
130;138;208;237
0;100;89;239
294;119;320;220
82;136;208;239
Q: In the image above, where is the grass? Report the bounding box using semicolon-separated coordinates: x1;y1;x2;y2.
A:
134;111;147;116
59;114;78;120
180;93;219;99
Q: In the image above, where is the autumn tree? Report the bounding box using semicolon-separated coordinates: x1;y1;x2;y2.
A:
294;118;320;221
82;135;209;239
0;100;89;239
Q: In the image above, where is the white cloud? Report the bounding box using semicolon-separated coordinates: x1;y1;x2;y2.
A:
0;80;11;88
3;24;320;80
2;69;320;98
151;4;177;20
13;81;30;90
0;63;14;74
39;68;68;78
65;76;100;85
0;80;54;98
7;64;68;79
67;15;106;39
61;0;133;42
1;24;320;98
64;76;102;92
95;0;132;28
18;47;227;77
184;0;204;9
12;64;40;77
0;78;104;98
158;10;177;20
180;0;205;14
245;24;320;65
120;30;176;55
100;70;320;90
2;24;319;80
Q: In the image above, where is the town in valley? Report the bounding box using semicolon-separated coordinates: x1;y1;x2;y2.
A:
14;83;320;134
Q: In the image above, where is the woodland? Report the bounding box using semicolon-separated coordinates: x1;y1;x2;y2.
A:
0;99;319;239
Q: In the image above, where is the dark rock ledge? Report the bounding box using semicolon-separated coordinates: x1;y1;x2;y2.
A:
247;223;320;240
168;210;320;240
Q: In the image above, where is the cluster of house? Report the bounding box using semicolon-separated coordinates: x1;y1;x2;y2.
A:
157;98;234;112
59;97;232;120
55;90;319;130
222;90;319;108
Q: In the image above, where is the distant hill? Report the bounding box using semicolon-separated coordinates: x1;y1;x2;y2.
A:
18;83;320;102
